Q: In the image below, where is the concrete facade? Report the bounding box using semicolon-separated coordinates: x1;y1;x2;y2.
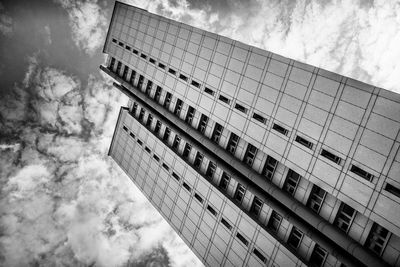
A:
102;2;400;266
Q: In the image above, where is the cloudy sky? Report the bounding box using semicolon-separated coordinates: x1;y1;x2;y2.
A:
0;0;399;266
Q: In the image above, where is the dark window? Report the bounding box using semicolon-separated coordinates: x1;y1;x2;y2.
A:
112;38;117;43
207;205;217;216
262;156;278;180
236;232;249;246
132;102;138;116
145;80;153;95
253;248;266;263
133;49;138;54
234;184;246;203
267;211;282;233
272;123;288;136
122;125;128;132
221;218;232;230
334;203;356;233
204;87;214;96
183;182;191;192
158;62;165;69
365;223;391;256
129;132;135;138
153;154;160;161
219;172;230;192
219;94;230;104
137;75;144;90
116;61;122;74
185;106;195;124
163;127;171;142
350;165;373;182
250;197;263;217
154;86;162;103
226;133;239;155
140;53;147;59
172;135;181;151
145;146;151;153
179;74;188;81
172;172;180;181
321;149;341;164
234;103;247;113
122;66;129;81
168;68;176;75
194;193;203;203
211;123;223;144
385;183;400;198
174;99;183;116
243;144;258;166
307;185;326;214
287;227;303;249
137;139;143;146
197;114;209;134
309;245;327;267
252;113;266;123
149;58;156;64
154;120;162;135
118;41;123;47
130;70;136;85
138;108;145;122
162;163;169;171
193;152;203;170
109;57;116;70
182;143;192;159
295;136;313;149
191;80;200;88
125;45;131;51
164;92;172;109
146;114;153;128
283;169;301;196
206;161;216;180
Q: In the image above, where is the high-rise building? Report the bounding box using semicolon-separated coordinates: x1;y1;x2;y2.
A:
101;2;400;266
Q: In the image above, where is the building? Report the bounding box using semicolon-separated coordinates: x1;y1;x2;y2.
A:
101;2;400;266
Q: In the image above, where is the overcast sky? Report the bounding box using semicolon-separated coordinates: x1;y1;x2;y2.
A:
0;0;399;266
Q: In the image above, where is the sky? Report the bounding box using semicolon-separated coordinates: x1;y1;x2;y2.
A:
0;0;399;266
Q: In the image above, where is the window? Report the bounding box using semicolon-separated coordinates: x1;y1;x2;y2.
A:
146;114;153;128
287;227;303;249
109;57;116;70
118;41;123;47
191;80;200;88
350;165;373;182
234;103;247;113
226;133;239;155
262;156;278;180
183;182;191;192
221;218;232;230
179;74;187;81
162;163;169;171
365;223;391;256
111;38;117;43
207;205;217;216
206;161;216;180
154;120;161;135
172;135;181;151
243;144;258;166
185;106;195;124
116;61;122;74
140;53;147;59
154;86;162;103
219;172;230;191
267;211;282;233
130;70;136;85
193;152;203;170
272;123;288;135
283;169;300;196
149;58;156;64
137;139;143;146
197;114;208;134
253;248;266;263
137;75;144;90
133;49;138;55
125;45;131;51
145;146;151;153
234;184;246;203
321;149;341;165
218;94;230;104
164;92;172;109
204;87;214;96
145;80;153;95
122;125;128;132
236;232;249;246
211;123;223;144
309;245;327;267
132;102;138;115
153;154;160;161
182;143;191;159
295;135;313;149
122;66;129;81
194;193;203;203
252;112;266;124
129;132;135;138
334;203;356;233
250;197;263;217
174;99;183;116
138;108;145;122
158;62;165;69
385;183;400;198
307;185;326;214
172;172;180;181
168;68;176;75
163;127;171;142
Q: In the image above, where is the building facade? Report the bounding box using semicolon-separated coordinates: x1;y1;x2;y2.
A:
101;2;400;266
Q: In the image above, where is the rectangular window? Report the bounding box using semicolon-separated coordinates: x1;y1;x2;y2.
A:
191;80;200;88
153;154;160;162
138;108;145;122
334;203;356;233
243;144;258;167
234;184;246;203
218;94;230;104
272;123;288;136
252;112;266;124
234;103;247;113
168;68;176;75
309;245;327;267
118;41;123;47
179;74;188;81
295;135;313;149
185;106;195;124
172;135;181;151
211;123;223;144
145;80;153;95
133;49;138;55
250;197;263;217
122;66;129;81
267;211;282;233
193;152;204;170
253;248;266;263
154;120;161;135
162;163;169;171
219;172;230;192
145;146;151;153
154;86;162;103
164;92;172;109
197;114;209;134
350;165;373;182
122;125;128;132
125;45;131;51
149;58;156;64
207;205;217;216
287;227;303;249
182;143;192;159
158;62;165;69
116;61;122;74
130;70;136;85
137;139;143;146
129;132;135;139
131;102;138;115
163;127;171;142
174;99;183;116
365;223;391;256
262;156;278;180
283;169;300;196
109;57;116;70
140;53;147;59
172;172;180;181
221;218;232;230
146;114;153;128
307;185;327;214
111;38;117;43
194;193;203;203
183;182;191;192
385;183;400;198
236;232;249;246
137;75;144;90
226;133;239;155
206;161;216;180
321;149;341;165
204;87;214;96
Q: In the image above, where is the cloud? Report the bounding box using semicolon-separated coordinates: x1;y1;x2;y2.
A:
55;0;108;55
43;25;52;45
0;2;13;36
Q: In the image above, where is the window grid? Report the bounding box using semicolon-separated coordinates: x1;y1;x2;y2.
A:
283;170;301;196
334;203;356;233
226;133;239;155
